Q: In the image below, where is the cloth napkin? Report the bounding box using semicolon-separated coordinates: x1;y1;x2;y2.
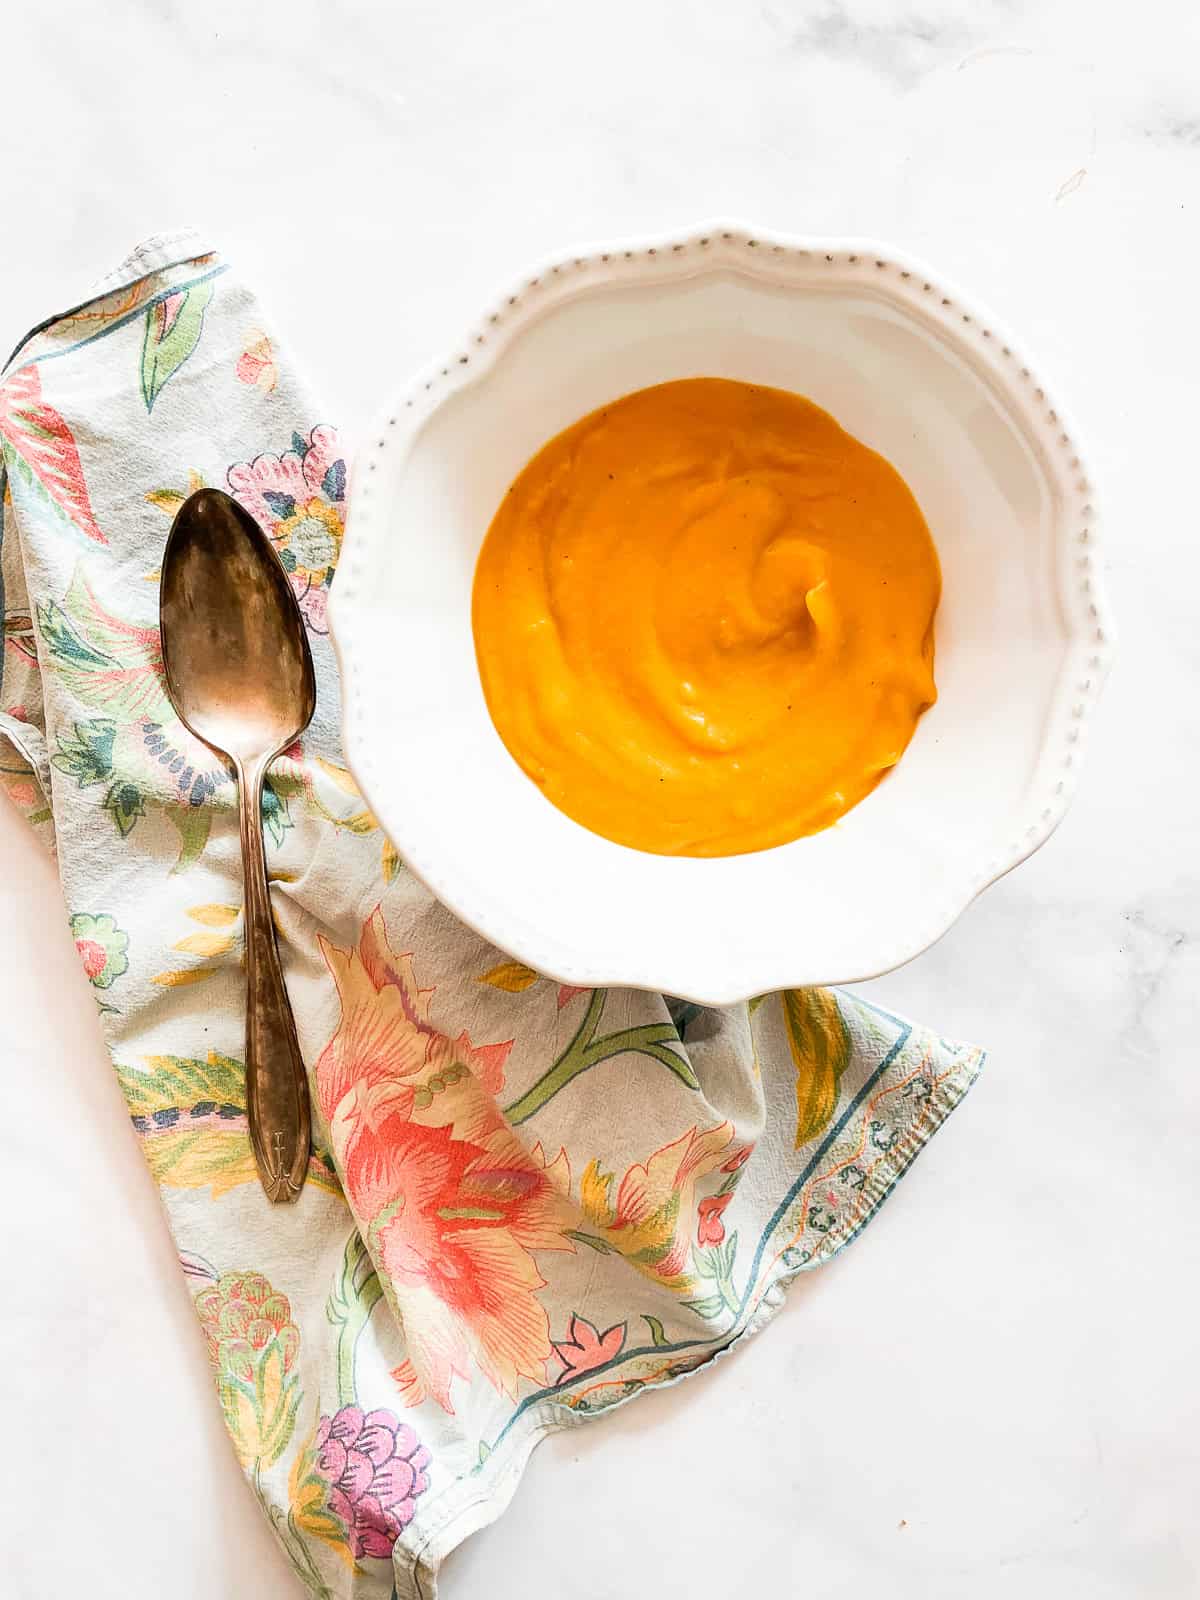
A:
0;232;984;1600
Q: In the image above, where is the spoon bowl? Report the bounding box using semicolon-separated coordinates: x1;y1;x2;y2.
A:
161;488;315;762
160;487;315;1202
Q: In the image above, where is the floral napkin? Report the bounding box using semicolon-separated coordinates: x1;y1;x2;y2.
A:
0;232;984;1600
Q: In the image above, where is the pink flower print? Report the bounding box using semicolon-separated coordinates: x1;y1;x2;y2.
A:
227;425;345;531
697;1192;732;1246
721;1144;753;1174
556;985;589;1009
156;292;185;340
227;443;307;525
291;575;330;635
552;1314;626;1385
299;424;343;499
236;330;277;394
227;426;346;634
314;1404;431;1561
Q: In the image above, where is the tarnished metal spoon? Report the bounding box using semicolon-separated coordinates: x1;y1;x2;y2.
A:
160;488;315;1203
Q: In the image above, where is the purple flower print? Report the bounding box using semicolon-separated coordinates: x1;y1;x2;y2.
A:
315;1404;431;1560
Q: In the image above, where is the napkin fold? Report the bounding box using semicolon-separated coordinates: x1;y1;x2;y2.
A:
0;232;984;1600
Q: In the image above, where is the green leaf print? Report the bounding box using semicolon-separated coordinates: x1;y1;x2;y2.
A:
36;597;112;668
140;281;214;412
116;1049;246;1118
52;717;115;786
283;1431;344;1595
262;779;293;849
782;988;852;1147
195;1270;301;1471
254;1341;303;1468
53;722;217;861
168;805;212;874
643;1315;671;1347
503;989;700;1125
69;911;129;989
564;1229;616;1254
46;568;173;724
326;1232;384;1406
693;1245;719;1281
690;1232;741;1315
104;778;145;836
681;1293;725;1319
116;1050;344;1203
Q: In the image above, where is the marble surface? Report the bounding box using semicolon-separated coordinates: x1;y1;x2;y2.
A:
2;1;1197;1596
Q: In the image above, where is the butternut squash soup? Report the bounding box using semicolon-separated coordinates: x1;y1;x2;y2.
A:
472;378;939;856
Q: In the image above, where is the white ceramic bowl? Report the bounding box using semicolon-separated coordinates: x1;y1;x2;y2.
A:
332;224;1113;1004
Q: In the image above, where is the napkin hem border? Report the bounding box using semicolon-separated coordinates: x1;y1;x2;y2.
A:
3;227;217;373
395;1039;986;1599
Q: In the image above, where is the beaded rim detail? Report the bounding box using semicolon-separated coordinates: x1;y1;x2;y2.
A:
330;222;1115;1003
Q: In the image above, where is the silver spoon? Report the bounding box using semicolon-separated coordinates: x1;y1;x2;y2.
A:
160;487;315;1203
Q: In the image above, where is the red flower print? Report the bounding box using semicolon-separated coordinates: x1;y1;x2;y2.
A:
316;908;575;1413
236;330;278;394
0;365;107;545
697;1192;733;1246
722;1144;753;1174
580;1122;734;1287
75;939;107;980
552;1313;626;1385
371;1117;573;1410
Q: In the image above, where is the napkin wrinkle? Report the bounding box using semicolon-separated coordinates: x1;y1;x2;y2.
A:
0;236;984;1600
83;226;216;301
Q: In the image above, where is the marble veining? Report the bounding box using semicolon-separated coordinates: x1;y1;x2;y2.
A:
1146;113;1200;148
763;0;1002;87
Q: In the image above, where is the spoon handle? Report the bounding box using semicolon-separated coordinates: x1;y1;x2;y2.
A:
237;757;311;1203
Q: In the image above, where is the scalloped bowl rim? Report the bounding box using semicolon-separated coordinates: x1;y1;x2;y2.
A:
330;222;1115;1004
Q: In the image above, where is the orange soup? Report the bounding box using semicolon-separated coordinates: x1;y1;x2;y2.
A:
472;378;939;856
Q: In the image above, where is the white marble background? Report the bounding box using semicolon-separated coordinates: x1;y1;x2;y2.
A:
2;1;1197;1596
